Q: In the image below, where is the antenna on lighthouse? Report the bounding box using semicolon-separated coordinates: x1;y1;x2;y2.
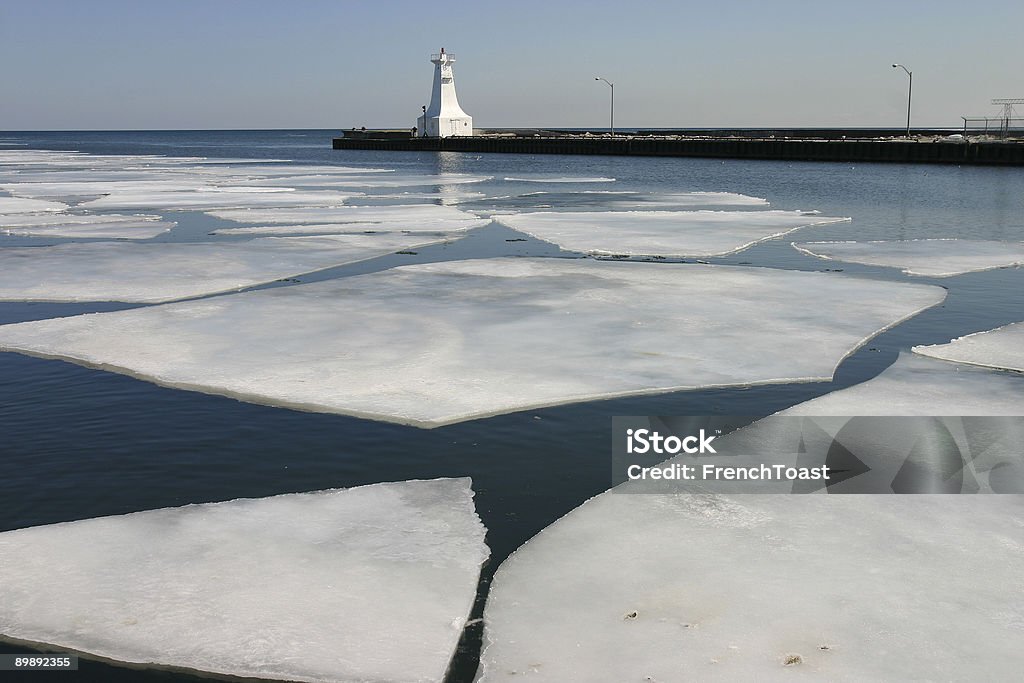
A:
416;48;473;138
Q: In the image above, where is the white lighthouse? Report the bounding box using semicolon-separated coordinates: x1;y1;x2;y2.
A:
417;48;473;138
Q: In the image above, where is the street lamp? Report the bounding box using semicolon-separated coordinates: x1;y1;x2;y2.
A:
892;63;912;138
594;77;614;137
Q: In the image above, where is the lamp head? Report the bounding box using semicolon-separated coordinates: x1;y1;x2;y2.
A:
892;63;898;68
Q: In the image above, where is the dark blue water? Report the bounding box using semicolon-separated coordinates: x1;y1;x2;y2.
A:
1;130;1023;682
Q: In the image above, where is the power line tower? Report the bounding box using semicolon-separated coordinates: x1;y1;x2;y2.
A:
991;99;1024;138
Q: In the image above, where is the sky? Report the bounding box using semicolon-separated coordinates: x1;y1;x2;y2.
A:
1;0;1022;131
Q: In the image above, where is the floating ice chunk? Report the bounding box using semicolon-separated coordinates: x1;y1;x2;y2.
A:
0;196;68;213
3;181;302;199
786;353;1024;416
0;478;488;683
1;180;214;199
213;218;491;236
0;150;92;166
80;189;354;210
241;173;492;188
755;353;1024;494
0;233;465;303
462;191;768;214
477;486;1024;682
613;191;769;208
477;354;1024;682
276;174;487;187
208;204;481;225
913;322;1024;373
0;259;944;426
0;171;188;184
356;190;487;202
0;213;164;228
203;185;296;193
181;165;396;178
3;219;175;239
494;210;849;257
503;176;616;183
150;157;294;166
793;239;1024;277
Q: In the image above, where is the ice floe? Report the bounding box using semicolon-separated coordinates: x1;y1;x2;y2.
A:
477;488;1024;682
793;239;1024;277
208;204;481;226
0;212;164;228
460;191;769;214
213;218;491;236
0;170;188;184
782;353;1024;494
0;233;466;303
3;217;175;239
503;176;616;183
913;321;1024;373
612;191;769;208
246;173;492;188
494;210;849;257
0;196;68;213
477;353;1024;682
0;258;944;426
0;478;488;683
79;189;355;211
788;352;1024;416
358;190;486;198
0;180;215;199
172;164;395;178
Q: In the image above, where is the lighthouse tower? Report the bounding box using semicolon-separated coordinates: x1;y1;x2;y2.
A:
417;48;473;137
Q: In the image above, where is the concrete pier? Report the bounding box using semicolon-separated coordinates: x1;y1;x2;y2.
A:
332;132;1024;165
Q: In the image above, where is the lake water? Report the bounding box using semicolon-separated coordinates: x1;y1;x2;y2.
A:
1;129;1023;682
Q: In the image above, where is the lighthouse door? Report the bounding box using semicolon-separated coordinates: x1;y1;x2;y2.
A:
450;120;459;136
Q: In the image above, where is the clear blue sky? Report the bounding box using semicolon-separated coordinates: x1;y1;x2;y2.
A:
1;0;1021;130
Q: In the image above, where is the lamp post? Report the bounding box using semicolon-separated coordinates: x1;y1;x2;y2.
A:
892;63;912;138
594;77;614;137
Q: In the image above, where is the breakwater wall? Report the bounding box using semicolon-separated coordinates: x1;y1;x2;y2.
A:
332;135;1024;165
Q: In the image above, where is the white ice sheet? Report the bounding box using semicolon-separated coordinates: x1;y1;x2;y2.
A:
175;164;395;178
913;321;1024;373
503;176;616;183
357;191;487;201
477;492;1024;682
244;173;491;188
784;353;1024;416
213;218;491;236
793;239;1024;277
0;233;465;303
207;204;481;225
0;478;488;683
477;354;1024;682
80;189;355;210
494;210;849;257
608;191;769;208
0;213;164;228
1;180;214;198
3;219;175;239
0;196;68;213
0;259;944;426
